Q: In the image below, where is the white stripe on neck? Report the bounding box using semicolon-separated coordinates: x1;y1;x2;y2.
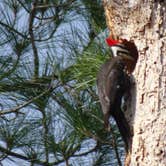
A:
111;44;129;57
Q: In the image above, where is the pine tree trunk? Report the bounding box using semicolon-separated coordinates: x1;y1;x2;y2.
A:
103;0;166;165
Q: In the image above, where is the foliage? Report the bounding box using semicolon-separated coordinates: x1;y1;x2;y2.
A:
0;0;124;166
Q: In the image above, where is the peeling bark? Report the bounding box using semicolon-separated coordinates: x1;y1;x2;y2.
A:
103;0;166;165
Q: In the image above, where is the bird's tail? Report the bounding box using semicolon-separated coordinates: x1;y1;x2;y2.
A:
112;110;132;152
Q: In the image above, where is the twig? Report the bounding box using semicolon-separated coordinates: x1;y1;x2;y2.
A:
29;1;39;78
0;89;50;115
0;21;28;39
109;126;122;166
0;145;49;165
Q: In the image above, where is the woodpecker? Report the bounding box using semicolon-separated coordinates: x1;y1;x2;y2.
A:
97;37;138;151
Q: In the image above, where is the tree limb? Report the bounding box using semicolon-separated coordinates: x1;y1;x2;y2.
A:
29;1;39;78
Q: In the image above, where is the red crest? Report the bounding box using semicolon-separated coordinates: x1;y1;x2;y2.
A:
106;38;120;46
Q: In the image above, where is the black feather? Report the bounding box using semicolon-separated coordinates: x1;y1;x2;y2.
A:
97;56;131;151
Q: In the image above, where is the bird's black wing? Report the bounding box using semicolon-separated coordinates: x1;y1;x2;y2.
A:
105;59;131;151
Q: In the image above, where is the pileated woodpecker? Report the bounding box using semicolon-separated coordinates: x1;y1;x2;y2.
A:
97;37;138;151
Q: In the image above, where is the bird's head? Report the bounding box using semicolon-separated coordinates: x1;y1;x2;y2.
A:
106;37;139;73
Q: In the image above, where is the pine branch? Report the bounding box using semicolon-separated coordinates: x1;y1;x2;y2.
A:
0;88;51;115
29;1;39;79
0;21;28;39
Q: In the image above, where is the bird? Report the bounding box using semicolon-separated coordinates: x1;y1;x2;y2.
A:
97;37;138;151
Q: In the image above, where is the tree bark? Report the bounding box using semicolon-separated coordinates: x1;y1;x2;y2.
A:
103;0;166;165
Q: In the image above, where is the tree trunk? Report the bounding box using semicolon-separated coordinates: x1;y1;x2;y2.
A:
103;0;166;165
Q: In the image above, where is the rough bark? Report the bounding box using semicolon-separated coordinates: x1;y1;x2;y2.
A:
103;0;166;165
